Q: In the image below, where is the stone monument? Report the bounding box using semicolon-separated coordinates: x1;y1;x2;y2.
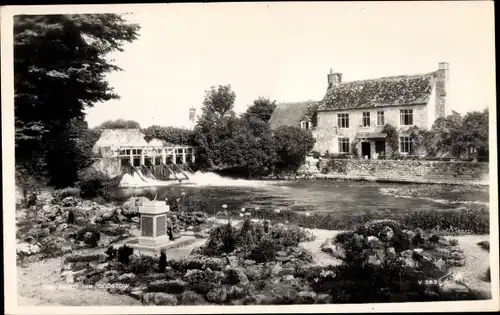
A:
128;200;170;253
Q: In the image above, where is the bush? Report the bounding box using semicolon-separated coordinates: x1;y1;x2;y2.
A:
77;167;121;201
117;245;134;264
53;187;81;200
159;250;167;273
72;224;101;247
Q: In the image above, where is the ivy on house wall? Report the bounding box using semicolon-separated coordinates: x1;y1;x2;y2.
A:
382;124;399;157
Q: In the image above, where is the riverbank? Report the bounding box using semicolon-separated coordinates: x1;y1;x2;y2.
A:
298;173;489;187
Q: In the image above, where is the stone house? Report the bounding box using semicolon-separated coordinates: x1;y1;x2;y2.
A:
313;62;450;159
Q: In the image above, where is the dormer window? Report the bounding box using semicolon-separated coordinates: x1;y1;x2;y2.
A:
300;121;311;130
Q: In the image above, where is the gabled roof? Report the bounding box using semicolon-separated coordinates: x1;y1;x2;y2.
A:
268;101;318;130
318;72;436;111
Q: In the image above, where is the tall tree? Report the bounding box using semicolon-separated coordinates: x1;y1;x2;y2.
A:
194;85;238;169
455;109;489;158
243;97;277;123
14;14;140;187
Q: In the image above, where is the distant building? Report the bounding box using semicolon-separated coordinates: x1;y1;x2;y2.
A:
314;62;449;158
92;129;195;177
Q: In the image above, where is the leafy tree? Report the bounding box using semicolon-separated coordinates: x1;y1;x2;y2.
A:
142;125;195;145
243;97;277;123
272;126;315;172
14;14;140;188
96;119;141;130
194;85;238;169
426;111;463;157
455;109;489;159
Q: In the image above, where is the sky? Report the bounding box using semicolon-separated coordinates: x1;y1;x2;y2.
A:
84;2;496;129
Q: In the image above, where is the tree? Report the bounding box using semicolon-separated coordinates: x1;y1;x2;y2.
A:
272;126;315;172
426;111;463;157
243;97;277;123
194;85;238;169
455;109;489;159
142;125;195;145
14;14;140;188
96;119;141;130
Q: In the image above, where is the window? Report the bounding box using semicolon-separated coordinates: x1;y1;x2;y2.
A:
399;137;413;153
300;121;311;130
377;111;385;126
400;109;414;125
338;138;350;153
362;112;370;127
337;113;349;128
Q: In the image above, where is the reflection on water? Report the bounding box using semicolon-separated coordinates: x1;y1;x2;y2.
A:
113;175;489;216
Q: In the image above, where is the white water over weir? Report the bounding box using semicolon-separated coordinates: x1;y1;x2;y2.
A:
119;170;272;188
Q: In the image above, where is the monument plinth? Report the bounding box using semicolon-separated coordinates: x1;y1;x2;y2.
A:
136;201;170;249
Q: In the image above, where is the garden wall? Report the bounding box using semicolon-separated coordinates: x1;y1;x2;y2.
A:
319;159;489;183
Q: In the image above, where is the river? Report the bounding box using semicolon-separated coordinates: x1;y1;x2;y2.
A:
114;172;489;216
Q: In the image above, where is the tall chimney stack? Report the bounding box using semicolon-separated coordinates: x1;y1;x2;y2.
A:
327;68;343;89
435;62;449;118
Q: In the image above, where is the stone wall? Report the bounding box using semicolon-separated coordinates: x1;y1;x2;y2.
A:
318;159;489;182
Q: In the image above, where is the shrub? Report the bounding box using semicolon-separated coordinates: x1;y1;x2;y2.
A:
159;250;167;273
72;224;101;247
127;255;157;274
67;209;75;224
53;187;81;200
117;245;134;264
77;167;121;201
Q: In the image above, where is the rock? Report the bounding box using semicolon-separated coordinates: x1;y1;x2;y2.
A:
225;267;249;285
129;290;143;300
373;248;386;262
386;247;396;257
276;250;287;257
206;287;227;303
227;255;239;267
117;273;137;282
401;257;418;268
152;292;178;305
441;281;470;294
275;256;291;262
243;259;256;266
282;275;295;281
298;291;317;304
434;258;446;271
226;285;246;300
96;262;109;270
61;262;72;271
279;267;295;276
142;292;155;305
16;242;41;256
271;263;283;277
62;197;80;207
450;251;465;260
61;246;73;254
429;234;441;243
378;226;394;241
72;262;87;271
180;290;207;305
56;223;68;234
243;265;263;281
367;255;382;267
108;282;131;295
321;241;346;260
413;248;424;255
316;293;331;304
367;236;384;248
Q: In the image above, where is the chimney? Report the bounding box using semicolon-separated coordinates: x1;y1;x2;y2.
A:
435;62;449;118
327;68;342;88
